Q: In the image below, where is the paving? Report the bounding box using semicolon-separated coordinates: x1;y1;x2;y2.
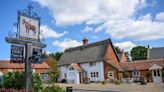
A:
55;83;164;92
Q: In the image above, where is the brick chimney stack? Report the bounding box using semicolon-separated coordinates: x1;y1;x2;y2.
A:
82;37;88;45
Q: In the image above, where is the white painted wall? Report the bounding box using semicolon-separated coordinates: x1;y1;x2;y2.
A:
80;61;104;82
58;65;69;81
67;70;80;84
58;61;104;83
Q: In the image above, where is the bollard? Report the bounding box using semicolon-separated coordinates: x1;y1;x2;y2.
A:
66;87;72;92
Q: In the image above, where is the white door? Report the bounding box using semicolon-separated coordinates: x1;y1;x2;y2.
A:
152;70;162;83
108;71;114;80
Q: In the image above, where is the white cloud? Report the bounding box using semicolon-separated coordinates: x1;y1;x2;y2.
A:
52;39;82;51
114;41;137;52
95;13;164;40
92;35;98;39
40;25;67;39
45;50;52;55
34;0;146;26
156;12;164;22
81;26;93;33
34;0;164;41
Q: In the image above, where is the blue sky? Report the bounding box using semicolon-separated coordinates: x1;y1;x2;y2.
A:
0;0;164;60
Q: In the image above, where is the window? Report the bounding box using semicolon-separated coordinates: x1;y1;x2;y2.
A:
91;72;99;78
109;73;113;76
32;69;35;73
8;69;13;72
91;72;93;77
132;70;140;76
66;65;69;68
44;74;49;80
69;67;74;70
96;72;99;77
108;71;114;79
108;72;113;77
90;62;96;67
153;71;156;76
157;70;160;76
64;73;67;78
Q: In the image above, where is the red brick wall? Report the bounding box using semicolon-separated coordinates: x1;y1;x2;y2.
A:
125;70;153;82
103;44;120;80
104;61;118;80
121;53;127;63
104;45;119;65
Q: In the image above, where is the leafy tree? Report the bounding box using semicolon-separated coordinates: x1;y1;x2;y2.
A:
54;52;63;61
131;46;147;60
49;52;63;61
114;46;122;54
47;58;60;82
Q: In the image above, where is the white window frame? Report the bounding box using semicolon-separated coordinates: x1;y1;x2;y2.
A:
132;70;140;76
108;71;114;79
8;69;13;72
90;62;96;67
32;69;36;73
69;67;74;70
90;72;99;78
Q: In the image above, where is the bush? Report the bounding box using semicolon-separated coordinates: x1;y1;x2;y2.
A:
123;72;129;78
2;72;43;91
101;81;106;85
41;85;65;92
3;72;25;89
32;73;43;92
114;80;122;85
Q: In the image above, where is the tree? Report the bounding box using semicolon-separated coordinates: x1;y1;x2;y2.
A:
130;46;147;60
114;46;122;54
47;57;60;82
49;52;63;61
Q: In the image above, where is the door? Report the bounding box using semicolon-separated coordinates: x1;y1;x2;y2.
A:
152;70;162;83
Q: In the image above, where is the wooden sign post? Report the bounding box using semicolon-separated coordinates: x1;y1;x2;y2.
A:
5;4;46;91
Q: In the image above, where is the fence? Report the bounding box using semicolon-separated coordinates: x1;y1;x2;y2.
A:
66;87;120;92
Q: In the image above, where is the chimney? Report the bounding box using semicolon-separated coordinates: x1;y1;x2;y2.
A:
82;37;88;45
147;45;150;60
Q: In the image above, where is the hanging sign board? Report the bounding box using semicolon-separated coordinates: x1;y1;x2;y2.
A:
32;47;43;64
10;45;24;63
18;15;40;42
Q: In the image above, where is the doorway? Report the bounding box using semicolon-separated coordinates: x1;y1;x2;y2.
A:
152;70;162;83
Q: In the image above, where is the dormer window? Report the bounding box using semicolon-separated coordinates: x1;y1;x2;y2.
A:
90;62;96;67
69;67;74;70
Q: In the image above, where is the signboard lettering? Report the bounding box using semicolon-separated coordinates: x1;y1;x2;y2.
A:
10;45;24;63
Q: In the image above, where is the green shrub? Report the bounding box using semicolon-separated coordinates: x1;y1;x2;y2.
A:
3;72;43;91
32;73;43;92
114;80;122;85
41;85;65;92
3;72;25;89
101;80;106;85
